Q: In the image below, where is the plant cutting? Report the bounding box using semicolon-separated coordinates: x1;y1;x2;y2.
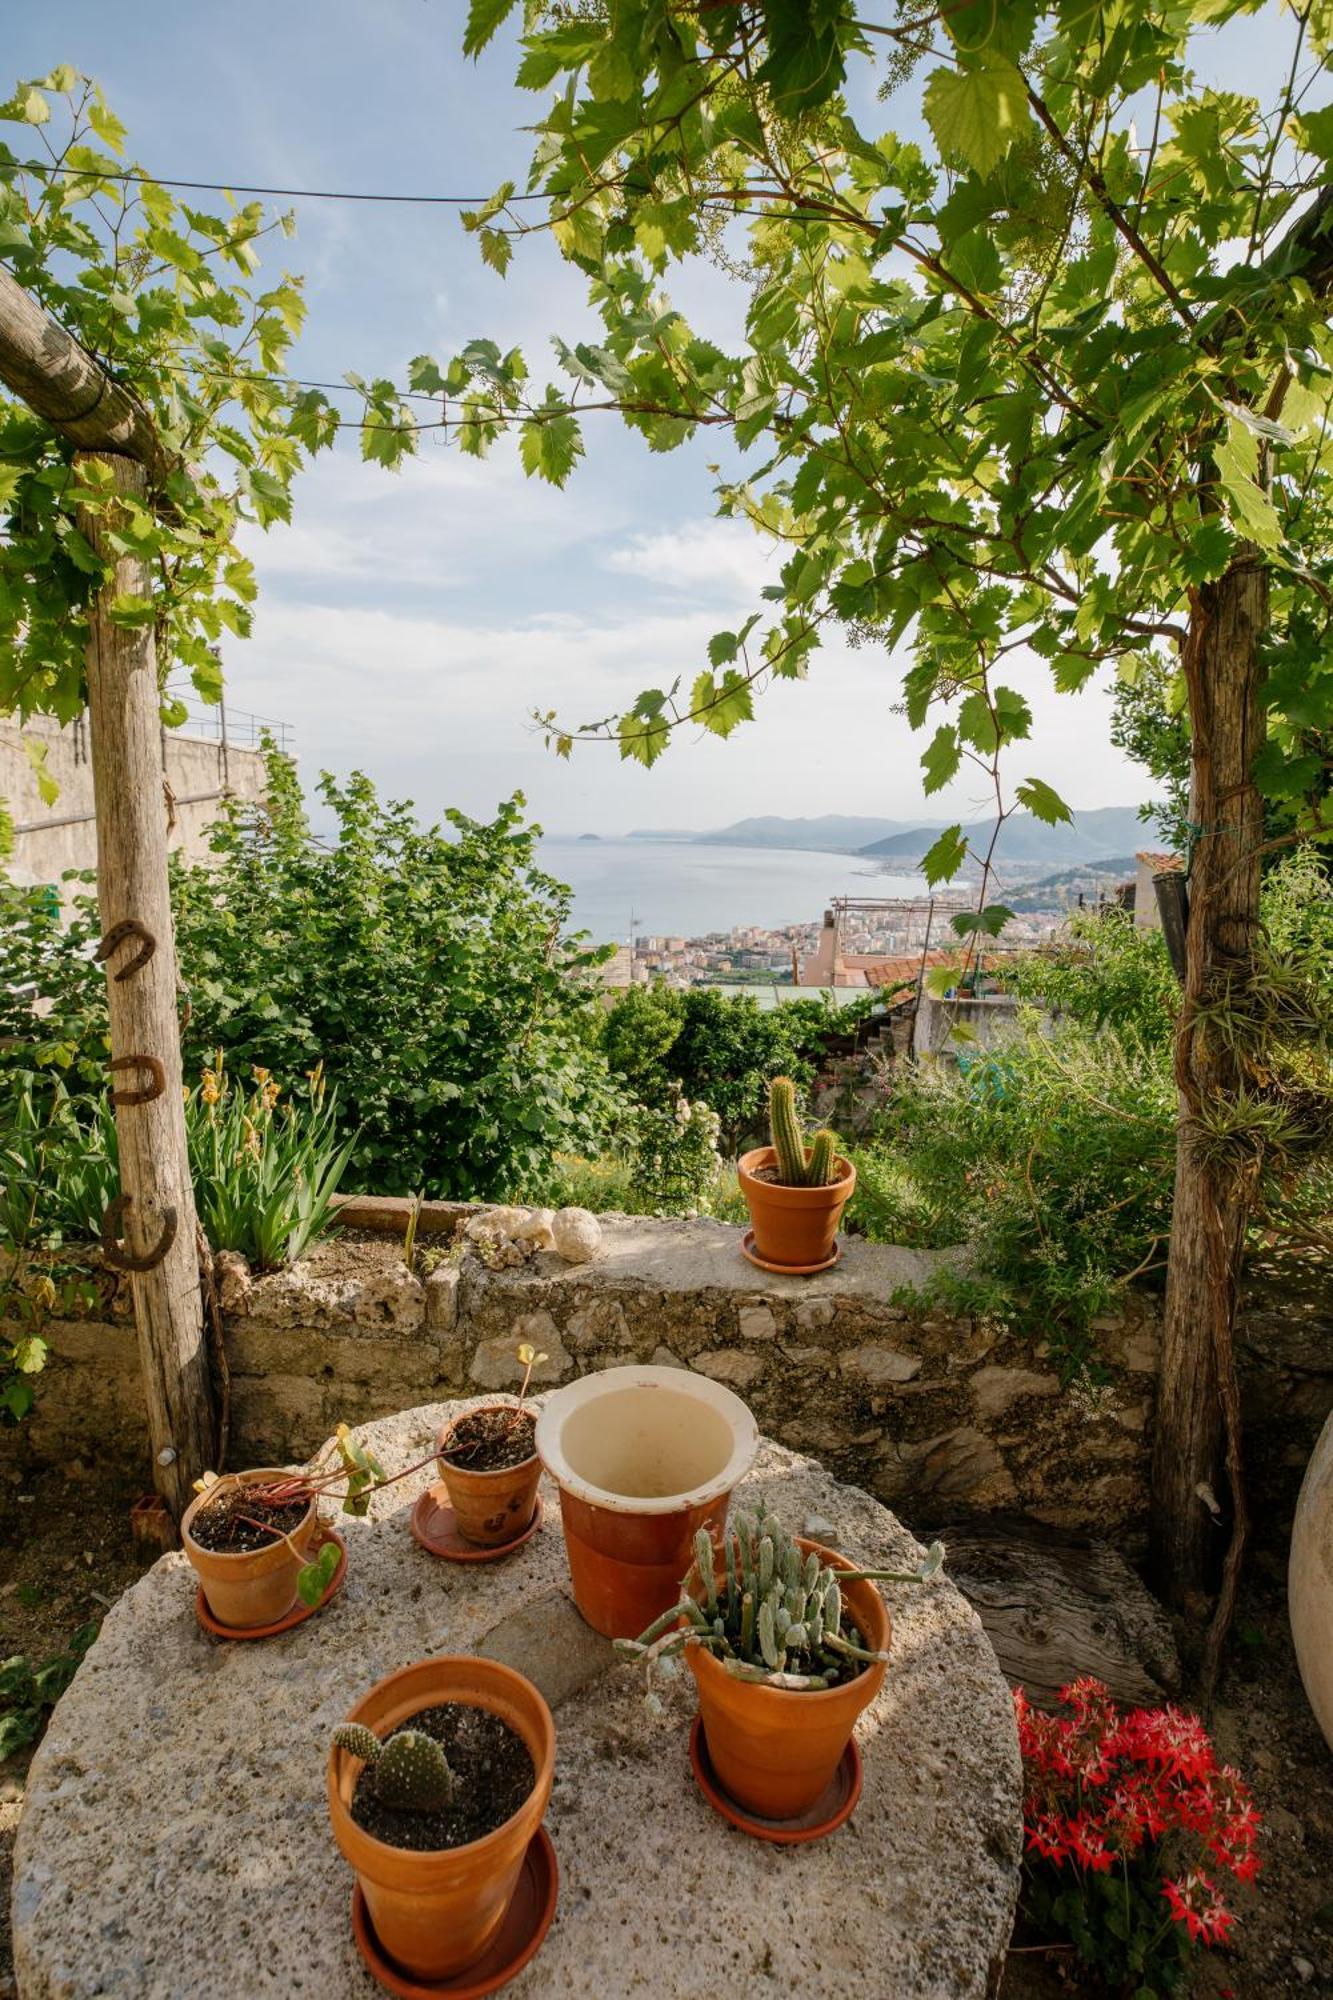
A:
737;1077;855;1273
435;1342;545;1548
535;1364;759;1640
184;1425;437;1627
328;1654;556;1984
618;1502;943;1823
1015;1677;1261;1996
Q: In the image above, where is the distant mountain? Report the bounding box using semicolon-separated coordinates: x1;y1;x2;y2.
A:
1007;857;1140;913
691;814;945;852
858;806;1161;868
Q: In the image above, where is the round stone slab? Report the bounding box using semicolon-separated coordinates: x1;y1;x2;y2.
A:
13;1398;1021;1999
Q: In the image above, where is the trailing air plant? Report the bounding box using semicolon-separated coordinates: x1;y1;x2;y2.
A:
768;1076;841;1189
332;1723;456;1812
617;1501;945;1693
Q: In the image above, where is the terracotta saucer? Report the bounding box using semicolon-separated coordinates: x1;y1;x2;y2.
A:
195;1527;347;1640
351;1825;558;1999
739;1228;841;1278
688;1715;862;1844
410;1487;544;1564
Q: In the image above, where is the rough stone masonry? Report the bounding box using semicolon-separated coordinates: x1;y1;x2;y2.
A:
4;1211;1327;1543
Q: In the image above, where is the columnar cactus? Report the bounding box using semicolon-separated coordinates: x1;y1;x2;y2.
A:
333;1723;457;1811
617;1502;942;1693
767;1077;841;1189
769;1075;809;1185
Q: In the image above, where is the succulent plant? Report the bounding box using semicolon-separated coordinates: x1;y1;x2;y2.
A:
617;1500;945;1692
333;1722;457;1812
767;1077;841;1189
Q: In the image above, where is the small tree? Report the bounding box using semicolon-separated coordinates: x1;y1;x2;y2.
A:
361;1;1333;1662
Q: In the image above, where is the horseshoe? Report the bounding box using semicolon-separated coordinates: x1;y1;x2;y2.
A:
108;1054;167;1106
95;920;157;982
101;1194;178;1273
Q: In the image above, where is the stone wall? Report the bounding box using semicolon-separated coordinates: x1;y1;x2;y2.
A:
6;1212;1328;1543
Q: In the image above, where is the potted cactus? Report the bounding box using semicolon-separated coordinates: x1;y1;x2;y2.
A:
619;1502;942;1826
737;1076;855;1272
328;1655;556;1984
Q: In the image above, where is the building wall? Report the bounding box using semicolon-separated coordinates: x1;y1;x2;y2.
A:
1;713;269;889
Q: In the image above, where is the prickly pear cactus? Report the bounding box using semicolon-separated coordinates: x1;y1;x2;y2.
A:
374;1729;456;1812
332;1723;382;1764
331;1722;457;1812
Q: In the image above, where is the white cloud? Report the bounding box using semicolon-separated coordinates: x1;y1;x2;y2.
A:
602;520;776;603
221;573;1148;838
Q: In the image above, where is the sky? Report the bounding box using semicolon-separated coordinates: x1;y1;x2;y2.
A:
7;3;1306;836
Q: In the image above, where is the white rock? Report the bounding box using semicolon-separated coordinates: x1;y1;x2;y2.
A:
464;1206;527;1242
514;1207;555;1249
552;1206;602;1264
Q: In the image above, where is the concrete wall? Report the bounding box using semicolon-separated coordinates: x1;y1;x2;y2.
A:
912;991;1031;1058
1;713;268;889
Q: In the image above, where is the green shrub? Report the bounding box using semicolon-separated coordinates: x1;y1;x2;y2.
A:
170;757;620;1198
603;984;874;1153
855;1018;1178;1376
631;1091;722;1215
0;753;623;1202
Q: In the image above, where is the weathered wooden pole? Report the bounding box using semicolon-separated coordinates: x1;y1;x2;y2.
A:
77;451;216;1512
0;267;168;474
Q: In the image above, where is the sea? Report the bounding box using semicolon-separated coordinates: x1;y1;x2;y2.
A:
536;836;928;944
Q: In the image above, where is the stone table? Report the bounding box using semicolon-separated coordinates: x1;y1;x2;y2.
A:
12;1399;1022;1999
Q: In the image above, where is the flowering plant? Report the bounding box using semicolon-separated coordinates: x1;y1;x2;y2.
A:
632;1089;723;1216
1015;1678;1260;1996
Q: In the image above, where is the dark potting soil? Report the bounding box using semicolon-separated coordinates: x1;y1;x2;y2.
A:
350;1704;535;1852
189;1486;309;1554
439;1406;537;1474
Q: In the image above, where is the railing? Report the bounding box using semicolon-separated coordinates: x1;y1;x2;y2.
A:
162;684;294;754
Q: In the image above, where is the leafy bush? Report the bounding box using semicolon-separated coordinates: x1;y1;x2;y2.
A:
170;756;619;1197
854;1017;1177;1374
630;1091;722;1216
0;1080;101;1418
0;1622;100;1762
0;755;623;1202
1005;908;1179;1043
602;984;871;1153
1016;1678;1260;1996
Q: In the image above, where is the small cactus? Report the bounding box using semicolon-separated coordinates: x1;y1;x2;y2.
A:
333;1722;457;1812
767;1077;841;1188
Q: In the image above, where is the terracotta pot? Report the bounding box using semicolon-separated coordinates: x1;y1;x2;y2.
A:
738;1146;856;1271
686;1539;889;1821
435;1406;542;1548
181;1467;318;1630
327;1655;555;1984
535;1366;758;1640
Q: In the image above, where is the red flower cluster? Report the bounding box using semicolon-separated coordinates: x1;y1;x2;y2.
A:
1015;1678;1261;1951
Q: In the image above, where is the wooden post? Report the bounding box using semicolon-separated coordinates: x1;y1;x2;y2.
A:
77;450;216;1513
